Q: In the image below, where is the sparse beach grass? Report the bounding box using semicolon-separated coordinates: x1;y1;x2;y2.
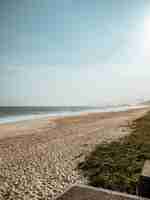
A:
78;111;150;194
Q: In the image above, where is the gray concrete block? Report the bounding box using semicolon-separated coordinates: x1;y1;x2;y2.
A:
138;160;150;198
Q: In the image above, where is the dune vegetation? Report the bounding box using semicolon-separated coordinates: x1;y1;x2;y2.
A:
78;111;150;194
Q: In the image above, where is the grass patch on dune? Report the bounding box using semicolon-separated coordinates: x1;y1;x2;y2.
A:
78;111;150;194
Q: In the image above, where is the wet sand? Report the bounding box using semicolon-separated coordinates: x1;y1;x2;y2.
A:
0;107;149;199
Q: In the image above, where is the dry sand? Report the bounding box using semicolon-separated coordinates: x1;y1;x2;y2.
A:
0;107;149;200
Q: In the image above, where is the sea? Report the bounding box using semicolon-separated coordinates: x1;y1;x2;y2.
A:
0;105;148;125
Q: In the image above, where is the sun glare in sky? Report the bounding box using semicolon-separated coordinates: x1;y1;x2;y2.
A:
143;14;150;41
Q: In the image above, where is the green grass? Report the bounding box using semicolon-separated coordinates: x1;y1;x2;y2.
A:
78;111;150;194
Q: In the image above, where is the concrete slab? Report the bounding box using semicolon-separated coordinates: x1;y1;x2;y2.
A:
55;185;148;200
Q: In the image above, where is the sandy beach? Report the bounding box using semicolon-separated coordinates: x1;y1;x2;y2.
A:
0;107;149;200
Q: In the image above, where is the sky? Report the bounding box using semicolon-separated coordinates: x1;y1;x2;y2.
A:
0;0;150;106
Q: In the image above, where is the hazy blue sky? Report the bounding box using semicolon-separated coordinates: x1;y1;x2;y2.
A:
0;0;150;106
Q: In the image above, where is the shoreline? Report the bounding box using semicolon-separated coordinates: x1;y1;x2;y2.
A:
0;107;149;199
0;106;149;141
0;105;148;125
